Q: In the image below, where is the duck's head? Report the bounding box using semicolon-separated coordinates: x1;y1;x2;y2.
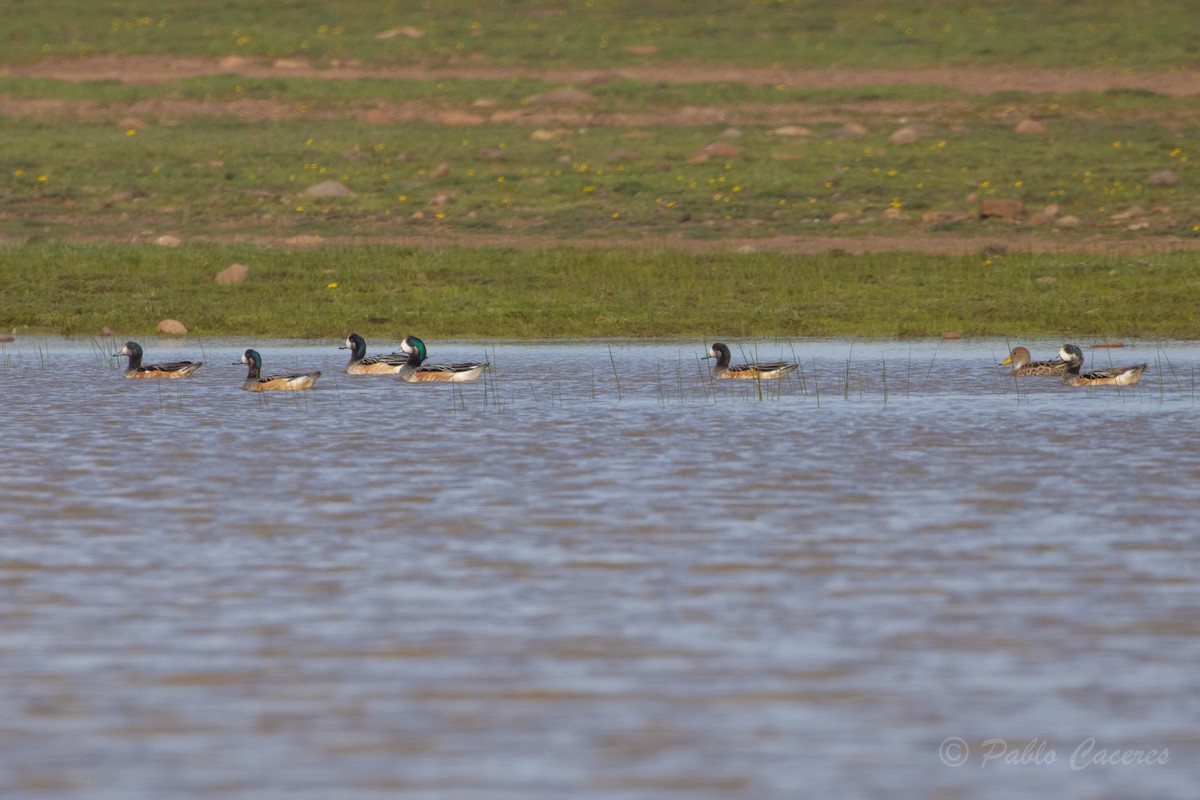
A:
401;335;427;363
115;341;142;360
1000;346;1030;367
706;342;731;361
341;333;366;357
236;349;263;369
1059;343;1084;364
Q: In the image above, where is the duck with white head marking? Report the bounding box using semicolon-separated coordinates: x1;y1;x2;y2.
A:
340;333;408;375
1058;343;1146;387
396;335;489;383
113;341;203;378
705;342;798;380
235;349;321;391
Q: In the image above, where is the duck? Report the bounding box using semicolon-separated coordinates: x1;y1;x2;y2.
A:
340;333;408;375
113;340;202;378
396;335;489;383
998;346;1067;377
1058;343;1146;387
705;342;798;380
235;349;321;391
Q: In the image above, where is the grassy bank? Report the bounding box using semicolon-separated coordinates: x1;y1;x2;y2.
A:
8;0;1200;71
3;3;1199;340
3;93;1198;244
2;243;1197;340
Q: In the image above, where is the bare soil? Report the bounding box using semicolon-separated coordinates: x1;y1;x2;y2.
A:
5;55;1200;254
8;55;1200;96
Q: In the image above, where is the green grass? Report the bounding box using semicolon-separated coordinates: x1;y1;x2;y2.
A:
4;2;1200;340
3;107;1197;243
2;243;1198;339
7;0;1200;71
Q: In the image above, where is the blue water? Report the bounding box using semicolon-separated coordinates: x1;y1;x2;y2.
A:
1;337;1197;798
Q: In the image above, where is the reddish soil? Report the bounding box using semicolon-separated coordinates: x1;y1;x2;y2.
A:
8;55;1200;96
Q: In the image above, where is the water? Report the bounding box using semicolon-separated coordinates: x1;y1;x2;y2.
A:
2;337;1197;799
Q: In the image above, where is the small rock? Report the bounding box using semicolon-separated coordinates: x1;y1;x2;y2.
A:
1056;215;1082;227
375;26;425;40
119;117;147;131
303;180;354;198
100;327;116;337
489;109;521;124
882;207;904;220
530;129;560;142
216;263;250;285
1127;221;1150;231
979;199;1025;220
942;331;962;340
828;212;853;223
155;235;182;247
1030;203;1060;225
428;162;450;179
1014;119;1046;134
606;148;639;162
889;126;920;145
273;58;307;70
1146;170;1177;186
1110;206;1143;221
772;126;812;137
103;191;135;207
156;319;188;335
836;122;868;139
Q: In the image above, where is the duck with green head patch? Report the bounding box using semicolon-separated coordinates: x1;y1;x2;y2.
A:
397;335;489;383
113;341;202;378
705;342;798;380
999;346;1067;377
236;349;321;391
340;333;407;375
1058;343;1146;387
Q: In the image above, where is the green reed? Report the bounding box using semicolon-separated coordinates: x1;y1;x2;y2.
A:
608;346;622;402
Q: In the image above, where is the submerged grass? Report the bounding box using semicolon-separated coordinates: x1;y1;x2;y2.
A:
3;242;1198;340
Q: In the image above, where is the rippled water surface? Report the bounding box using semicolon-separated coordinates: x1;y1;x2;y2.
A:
2;337;1198;799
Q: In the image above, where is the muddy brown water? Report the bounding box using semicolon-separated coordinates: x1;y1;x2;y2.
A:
2;338;1197;799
